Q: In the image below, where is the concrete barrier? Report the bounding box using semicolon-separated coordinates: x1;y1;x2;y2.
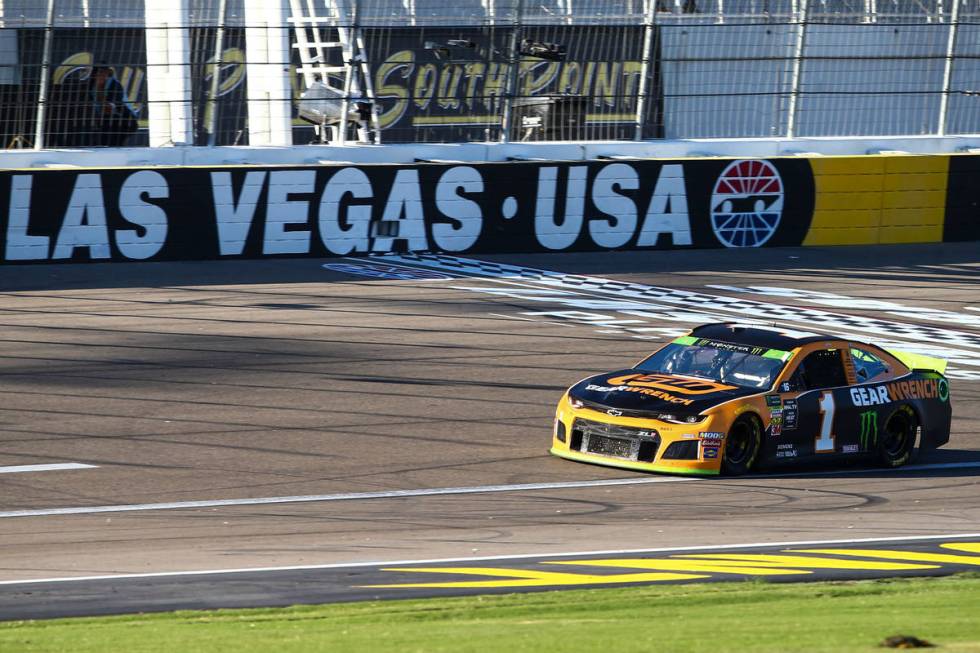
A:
1;152;975;264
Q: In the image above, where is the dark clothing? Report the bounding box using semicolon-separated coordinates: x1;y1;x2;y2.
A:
89;74;138;146
45;73;139;147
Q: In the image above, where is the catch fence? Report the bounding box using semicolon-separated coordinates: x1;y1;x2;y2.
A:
0;0;976;148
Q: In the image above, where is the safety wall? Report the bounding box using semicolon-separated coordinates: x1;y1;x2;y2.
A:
0;153;976;264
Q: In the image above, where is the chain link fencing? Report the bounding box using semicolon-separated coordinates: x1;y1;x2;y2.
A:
0;0;975;148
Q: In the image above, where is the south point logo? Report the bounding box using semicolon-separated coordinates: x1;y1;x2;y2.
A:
709;160;784;248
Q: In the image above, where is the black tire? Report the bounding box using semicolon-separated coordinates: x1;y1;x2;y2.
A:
877;405;918;468
722;414;762;476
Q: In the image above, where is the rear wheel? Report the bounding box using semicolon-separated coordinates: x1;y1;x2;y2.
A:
722;414;762;476
877;405;918;468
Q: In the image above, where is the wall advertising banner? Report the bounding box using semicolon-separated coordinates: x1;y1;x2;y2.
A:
0;158;816;264
361;24;658;142
1;24;659;147
4;27;247;148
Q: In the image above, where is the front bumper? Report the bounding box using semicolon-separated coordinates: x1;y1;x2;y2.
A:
550;394;724;476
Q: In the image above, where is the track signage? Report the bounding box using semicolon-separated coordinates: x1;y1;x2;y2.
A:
0;158;816;264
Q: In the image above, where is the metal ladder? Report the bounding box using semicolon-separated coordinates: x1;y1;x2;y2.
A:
288;0;381;144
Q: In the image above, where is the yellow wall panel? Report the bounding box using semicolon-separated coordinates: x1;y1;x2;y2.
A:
878;224;943;243
881;189;947;210
881;207;945;226
804;229;880;246
809;209;881;228
805;155;950;246
882;172;947;192
810;173;885;194
817;192;884;211
883;156;949;175
820;157;887;174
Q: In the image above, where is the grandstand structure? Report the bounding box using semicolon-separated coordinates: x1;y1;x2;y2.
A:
0;0;976;149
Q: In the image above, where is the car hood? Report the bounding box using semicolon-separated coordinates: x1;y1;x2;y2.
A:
568;369;763;415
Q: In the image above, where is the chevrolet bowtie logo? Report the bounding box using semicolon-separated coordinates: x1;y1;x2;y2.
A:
606;409;623;416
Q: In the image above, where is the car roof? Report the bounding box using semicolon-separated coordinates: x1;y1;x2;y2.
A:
689;323;840;351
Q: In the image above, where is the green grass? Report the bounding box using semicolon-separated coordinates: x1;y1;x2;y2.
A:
3;574;980;652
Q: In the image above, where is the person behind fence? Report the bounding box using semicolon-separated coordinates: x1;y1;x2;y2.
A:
89;64;138;146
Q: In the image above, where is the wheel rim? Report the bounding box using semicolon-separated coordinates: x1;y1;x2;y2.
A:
882;413;912;457
725;420;755;465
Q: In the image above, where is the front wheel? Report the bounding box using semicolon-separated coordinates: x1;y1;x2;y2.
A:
722;414;762;476
877;405;918;468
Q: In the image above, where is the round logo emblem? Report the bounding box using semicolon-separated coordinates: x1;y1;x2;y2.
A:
710;160;784;247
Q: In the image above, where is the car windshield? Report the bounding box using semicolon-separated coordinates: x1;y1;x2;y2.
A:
635;339;792;390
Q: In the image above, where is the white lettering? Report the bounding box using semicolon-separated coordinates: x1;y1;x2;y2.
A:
373;169;429;252
318;167;372;255
432;166;483;252
4;175;48;261
115;171;168;260
211;171;266;256
637;164;691;246
877;386;890;403
263;170;314;255
535;166;585;250
52;174;110;260
589;163;638;249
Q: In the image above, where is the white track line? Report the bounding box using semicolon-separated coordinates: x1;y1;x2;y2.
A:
0;463;97;475
2;461;978;519
3;532;979;586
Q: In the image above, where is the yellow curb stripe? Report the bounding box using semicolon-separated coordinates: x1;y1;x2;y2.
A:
675;553;937;570
545;559;809;576
794;546;980;566
360;566;706;588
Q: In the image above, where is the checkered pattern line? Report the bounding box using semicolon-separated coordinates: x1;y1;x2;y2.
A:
383;253;980;351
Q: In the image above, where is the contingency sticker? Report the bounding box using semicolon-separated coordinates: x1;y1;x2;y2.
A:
782;399;798;430
769;414;783;437
775;443;797;458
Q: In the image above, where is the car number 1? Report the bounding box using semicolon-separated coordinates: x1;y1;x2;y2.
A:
816;391;836;453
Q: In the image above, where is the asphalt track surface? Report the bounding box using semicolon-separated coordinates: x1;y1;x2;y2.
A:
1;243;978;619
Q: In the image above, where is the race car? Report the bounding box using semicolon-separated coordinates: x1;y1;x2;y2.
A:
550;323;951;476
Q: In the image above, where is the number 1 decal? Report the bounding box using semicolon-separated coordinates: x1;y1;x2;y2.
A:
816;391;836;453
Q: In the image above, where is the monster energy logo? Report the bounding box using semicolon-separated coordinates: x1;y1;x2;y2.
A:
859;410;878;450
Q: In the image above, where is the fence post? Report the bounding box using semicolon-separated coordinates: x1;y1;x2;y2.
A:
499;0;523;143
244;0;293;146
785;0;808;138
206;0;228;146
937;0;960;135
634;0;657;141
337;0;358;146
146;0;194;146
33;0;56;150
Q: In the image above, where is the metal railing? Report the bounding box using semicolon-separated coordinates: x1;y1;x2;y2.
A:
0;0;975;149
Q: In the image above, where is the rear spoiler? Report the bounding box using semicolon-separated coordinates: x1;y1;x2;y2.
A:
887;349;948;375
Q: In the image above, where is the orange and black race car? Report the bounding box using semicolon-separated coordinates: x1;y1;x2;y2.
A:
551;323;951;476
